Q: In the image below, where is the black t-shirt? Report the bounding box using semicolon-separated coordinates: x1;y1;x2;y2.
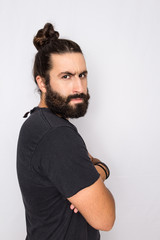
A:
17;107;100;240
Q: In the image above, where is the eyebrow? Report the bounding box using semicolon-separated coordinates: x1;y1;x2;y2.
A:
58;70;88;77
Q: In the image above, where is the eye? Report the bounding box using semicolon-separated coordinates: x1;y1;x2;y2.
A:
62;75;70;79
79;73;87;78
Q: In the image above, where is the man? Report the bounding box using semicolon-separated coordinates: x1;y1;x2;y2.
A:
17;23;115;240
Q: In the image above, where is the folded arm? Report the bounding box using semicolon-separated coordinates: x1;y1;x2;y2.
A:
69;153;115;231
68;175;115;231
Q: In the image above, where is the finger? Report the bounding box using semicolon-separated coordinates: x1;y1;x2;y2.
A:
70;204;74;210
74;208;78;213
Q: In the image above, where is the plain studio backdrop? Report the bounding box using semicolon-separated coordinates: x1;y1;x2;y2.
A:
0;0;160;239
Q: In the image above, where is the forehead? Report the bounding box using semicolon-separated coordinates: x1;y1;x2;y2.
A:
50;52;87;73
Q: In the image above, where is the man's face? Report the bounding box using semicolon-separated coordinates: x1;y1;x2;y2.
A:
44;52;90;119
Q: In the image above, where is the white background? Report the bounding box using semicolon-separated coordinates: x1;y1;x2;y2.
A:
0;0;160;239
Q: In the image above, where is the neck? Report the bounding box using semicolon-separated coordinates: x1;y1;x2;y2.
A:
38;94;48;108
38;102;48;108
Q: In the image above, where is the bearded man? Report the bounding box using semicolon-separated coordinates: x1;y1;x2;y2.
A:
17;23;115;240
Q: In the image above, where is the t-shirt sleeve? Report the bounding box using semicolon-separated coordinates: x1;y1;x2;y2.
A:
34;126;100;198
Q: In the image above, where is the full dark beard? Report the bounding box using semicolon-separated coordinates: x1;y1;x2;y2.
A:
45;84;90;119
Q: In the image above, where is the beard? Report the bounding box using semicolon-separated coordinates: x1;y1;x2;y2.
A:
45;84;90;119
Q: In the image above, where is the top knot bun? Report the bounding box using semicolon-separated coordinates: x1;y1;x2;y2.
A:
33;23;59;51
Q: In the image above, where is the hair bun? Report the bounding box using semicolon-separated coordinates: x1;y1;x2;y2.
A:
33;23;59;50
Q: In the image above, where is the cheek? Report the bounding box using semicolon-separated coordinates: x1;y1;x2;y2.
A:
52;81;72;96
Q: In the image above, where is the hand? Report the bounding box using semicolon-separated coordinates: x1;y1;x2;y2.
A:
70;204;79;213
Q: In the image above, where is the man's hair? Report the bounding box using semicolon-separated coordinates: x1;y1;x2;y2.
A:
33;23;83;89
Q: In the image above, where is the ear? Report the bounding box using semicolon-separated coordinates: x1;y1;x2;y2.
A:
36;76;47;93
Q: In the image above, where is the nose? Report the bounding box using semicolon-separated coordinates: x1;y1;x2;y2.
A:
72;76;83;94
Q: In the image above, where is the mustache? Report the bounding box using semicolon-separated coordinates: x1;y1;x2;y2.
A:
66;93;90;103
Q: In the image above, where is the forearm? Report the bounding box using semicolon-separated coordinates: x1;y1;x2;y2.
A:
95;165;106;181
88;153;110;182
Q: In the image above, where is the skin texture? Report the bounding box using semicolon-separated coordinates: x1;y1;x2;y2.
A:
36;52;115;231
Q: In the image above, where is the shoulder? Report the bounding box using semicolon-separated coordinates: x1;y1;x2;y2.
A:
18;107;78;155
20;107;77;139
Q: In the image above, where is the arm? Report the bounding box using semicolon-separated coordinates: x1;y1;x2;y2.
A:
70;154;106;212
69;153;115;229
70;153;112;214
68;176;115;231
